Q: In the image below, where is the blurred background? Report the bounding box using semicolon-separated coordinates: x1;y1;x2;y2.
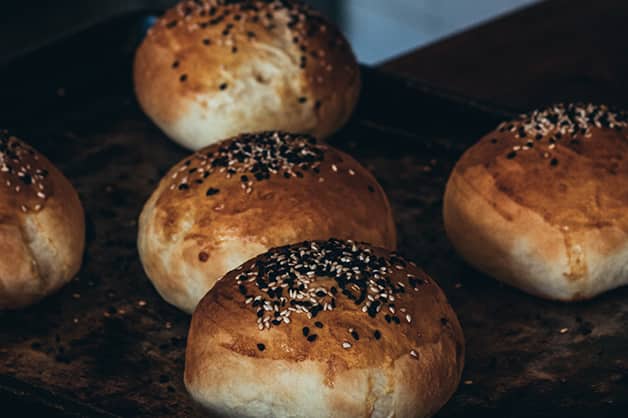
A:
0;0;539;68
306;0;538;64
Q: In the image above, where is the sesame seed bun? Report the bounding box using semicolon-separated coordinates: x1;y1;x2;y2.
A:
138;132;396;313
134;0;361;151
184;239;464;418
444;103;628;301
0;131;85;310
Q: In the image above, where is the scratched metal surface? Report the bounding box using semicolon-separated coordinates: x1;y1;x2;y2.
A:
0;14;627;418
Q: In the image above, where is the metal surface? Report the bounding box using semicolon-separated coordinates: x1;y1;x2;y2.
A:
1;14;627;418
0;0;176;67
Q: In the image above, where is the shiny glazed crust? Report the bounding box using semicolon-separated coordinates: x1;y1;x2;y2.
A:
0;132;85;309
138;132;396;313
185;239;464;418
134;0;361;150
444;104;628;301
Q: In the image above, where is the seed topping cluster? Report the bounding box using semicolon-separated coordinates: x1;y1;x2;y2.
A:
232;239;429;357
0;131;50;213
169;132;327;195
493;103;627;165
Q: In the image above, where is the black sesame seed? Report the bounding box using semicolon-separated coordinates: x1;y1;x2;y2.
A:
179;74;188;82
298;97;307;104
550;158;559;167
178;183;189;191
206;188;220;196
230;235;422;334
506;151;517;159
257;343;266;351
219;83;228;90
374;330;381;340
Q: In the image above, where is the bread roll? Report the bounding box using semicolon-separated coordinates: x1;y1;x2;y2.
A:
138;131;396;313
185;239;464;418
0;131;85;309
444;103;628;301
134;0;361;150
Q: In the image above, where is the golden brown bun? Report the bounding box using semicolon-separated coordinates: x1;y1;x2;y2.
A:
444;103;628;301
138;132;396;313
134;0;361;150
185;239;464;418
0;131;85;309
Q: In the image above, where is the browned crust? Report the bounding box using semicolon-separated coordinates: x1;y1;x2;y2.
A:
444;110;628;300
133;0;360;145
453;126;628;233
0;134;85;309
184;241;464;417
138;133;396;313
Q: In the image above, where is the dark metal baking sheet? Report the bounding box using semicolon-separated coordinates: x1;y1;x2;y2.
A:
1;12;627;418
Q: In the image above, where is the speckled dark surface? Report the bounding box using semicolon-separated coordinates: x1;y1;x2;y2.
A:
1;15;627;418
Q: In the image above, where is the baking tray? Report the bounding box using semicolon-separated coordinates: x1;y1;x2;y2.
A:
1;11;628;418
